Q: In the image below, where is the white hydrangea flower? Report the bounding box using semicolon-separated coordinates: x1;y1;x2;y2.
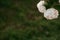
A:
44;8;59;20
37;0;45;6
37;6;46;13
37;1;46;13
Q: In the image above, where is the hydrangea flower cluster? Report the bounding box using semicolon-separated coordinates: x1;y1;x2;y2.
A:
37;1;46;13
37;0;59;20
44;8;59;20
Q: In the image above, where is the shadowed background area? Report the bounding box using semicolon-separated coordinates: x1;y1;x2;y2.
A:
0;0;60;40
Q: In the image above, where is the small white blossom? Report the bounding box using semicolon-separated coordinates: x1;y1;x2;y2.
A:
37;6;46;13
37;1;45;6
44;8;59;20
37;1;46;13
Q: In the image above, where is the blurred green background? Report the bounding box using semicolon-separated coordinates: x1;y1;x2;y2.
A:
0;0;60;40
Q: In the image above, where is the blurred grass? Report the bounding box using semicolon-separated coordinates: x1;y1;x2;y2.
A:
0;0;60;40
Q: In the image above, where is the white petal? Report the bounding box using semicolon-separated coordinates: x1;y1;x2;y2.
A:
37;0;46;13
44;8;59;20
37;1;45;7
37;6;46;13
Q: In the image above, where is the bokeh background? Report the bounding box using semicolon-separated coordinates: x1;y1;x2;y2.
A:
0;0;60;40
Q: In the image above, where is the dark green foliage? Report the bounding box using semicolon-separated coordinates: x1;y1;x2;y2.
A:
0;0;60;40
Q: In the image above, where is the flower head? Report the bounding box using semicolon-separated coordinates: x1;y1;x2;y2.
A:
37;1;46;13
37;1;45;6
37;6;46;13
44;8;59;20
